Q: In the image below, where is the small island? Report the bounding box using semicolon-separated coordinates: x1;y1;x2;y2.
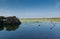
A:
0;16;21;31
0;16;21;25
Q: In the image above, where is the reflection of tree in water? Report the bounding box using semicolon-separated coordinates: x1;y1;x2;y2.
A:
50;25;55;30
0;25;4;31
5;24;20;31
50;21;56;30
0;16;21;31
0;24;21;31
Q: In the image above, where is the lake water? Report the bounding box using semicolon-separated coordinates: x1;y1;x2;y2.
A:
0;22;60;39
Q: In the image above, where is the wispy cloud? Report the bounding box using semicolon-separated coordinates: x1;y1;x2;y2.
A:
0;0;60;18
0;8;13;16
56;0;60;8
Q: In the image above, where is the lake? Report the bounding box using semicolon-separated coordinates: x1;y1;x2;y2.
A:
0;22;60;39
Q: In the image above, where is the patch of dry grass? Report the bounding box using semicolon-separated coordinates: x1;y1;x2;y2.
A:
19;18;60;23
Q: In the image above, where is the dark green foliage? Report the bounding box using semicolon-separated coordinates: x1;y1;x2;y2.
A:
0;16;21;31
0;25;4;31
5;24;20;31
0;24;21;31
0;16;6;19
0;16;21;24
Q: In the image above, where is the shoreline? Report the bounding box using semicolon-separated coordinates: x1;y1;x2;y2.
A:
20;18;60;23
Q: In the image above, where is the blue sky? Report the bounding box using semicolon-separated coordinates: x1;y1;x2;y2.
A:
0;0;60;18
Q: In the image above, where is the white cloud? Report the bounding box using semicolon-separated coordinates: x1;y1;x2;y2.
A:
0;8;24;18
0;8;60;18
56;0;60;8
0;8;13;16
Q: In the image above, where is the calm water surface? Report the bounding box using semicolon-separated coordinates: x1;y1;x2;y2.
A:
0;22;60;39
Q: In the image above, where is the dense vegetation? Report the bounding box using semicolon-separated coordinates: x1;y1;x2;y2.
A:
0;16;21;31
0;16;21;24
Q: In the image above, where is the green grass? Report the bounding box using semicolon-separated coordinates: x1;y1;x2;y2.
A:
19;18;60;23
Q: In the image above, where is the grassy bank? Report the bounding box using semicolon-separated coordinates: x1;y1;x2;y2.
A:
20;18;60;23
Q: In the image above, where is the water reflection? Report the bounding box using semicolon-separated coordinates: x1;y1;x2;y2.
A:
50;21;56;30
0;25;4;31
50;25;55;30
0;23;21;31
38;25;40;26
